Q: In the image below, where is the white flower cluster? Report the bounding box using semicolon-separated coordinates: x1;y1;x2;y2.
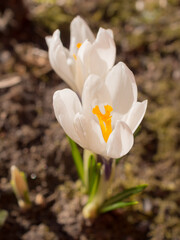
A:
46;16;147;159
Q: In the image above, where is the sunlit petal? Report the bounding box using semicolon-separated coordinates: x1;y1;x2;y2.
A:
107;121;134;159
48;30;77;91
106;62;137;114
70;16;95;55
82;74;112;117
53;89;82;143
123;100;148;133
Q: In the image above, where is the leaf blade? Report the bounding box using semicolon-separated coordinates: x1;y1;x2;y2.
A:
100;201;138;213
88;162;101;203
67;137;84;184
103;184;147;207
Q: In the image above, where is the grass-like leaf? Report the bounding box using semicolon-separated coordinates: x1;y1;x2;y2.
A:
67;137;84;184
88;162;101;203
88;154;96;194
100;201;138;213
103;184;147;207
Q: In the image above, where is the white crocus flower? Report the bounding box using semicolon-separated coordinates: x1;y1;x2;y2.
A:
46;16;116;95
53;62;147;159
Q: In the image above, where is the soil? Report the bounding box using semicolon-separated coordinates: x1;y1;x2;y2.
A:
0;0;180;239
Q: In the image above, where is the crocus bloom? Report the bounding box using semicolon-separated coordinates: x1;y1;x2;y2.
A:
53;62;147;159
46;16;116;95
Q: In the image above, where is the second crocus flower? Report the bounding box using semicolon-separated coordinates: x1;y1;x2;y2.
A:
46;16;116;96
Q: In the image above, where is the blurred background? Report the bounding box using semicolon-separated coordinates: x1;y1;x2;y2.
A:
0;0;180;239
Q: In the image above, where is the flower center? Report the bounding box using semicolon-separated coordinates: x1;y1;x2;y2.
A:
92;105;113;142
73;43;82;60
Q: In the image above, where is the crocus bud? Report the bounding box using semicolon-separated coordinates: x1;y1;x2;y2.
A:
10;165;31;210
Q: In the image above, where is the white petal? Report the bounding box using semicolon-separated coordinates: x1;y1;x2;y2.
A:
53;89;82;143
74;114;106;156
76;40;92;66
74;40;92;94
82;74;112;117
76;29;116;81
74;57;84;96
73;113;88;149
105;29;114;38
70;16;95;55
48;30;77;91
106;121;134;159
111;112;122;129
90;28;116;72
105;62;138;114
123;100;148;133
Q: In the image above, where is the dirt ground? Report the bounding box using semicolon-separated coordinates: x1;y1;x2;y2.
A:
0;0;180;239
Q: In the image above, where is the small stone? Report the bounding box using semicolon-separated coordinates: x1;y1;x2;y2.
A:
35;193;45;206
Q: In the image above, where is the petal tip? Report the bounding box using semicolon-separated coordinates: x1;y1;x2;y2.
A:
53;29;60;39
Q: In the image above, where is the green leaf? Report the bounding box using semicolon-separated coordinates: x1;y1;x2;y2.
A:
103;184;147;207
100;201;138;213
0;210;8;227
83;150;97;192
88;162;101;203
88;155;96;193
67;137;84;184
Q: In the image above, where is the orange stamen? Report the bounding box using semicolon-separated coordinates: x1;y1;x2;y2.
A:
76;43;82;49
73;43;82;60
92;105;113;142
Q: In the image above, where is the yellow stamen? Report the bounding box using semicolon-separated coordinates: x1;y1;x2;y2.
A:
73;54;77;60
92;105;113;142
76;43;82;49
73;43;82;60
